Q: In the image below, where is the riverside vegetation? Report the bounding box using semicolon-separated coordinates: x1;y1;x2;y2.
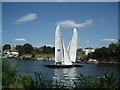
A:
2;59;120;89
2;40;120;63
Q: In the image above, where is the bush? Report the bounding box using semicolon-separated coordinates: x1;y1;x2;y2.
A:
75;71;119;89
20;74;38;89
2;59;18;88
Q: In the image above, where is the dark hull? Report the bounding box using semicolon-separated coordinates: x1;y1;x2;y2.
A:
45;64;73;68
73;64;83;67
45;64;83;68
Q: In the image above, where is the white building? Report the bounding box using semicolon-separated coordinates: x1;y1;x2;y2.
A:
3;45;19;57
85;47;95;55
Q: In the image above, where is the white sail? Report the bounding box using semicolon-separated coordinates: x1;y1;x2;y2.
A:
67;40;71;52
63;41;72;65
55;25;63;63
68;28;77;62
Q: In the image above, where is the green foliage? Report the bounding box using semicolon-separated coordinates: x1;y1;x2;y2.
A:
77;48;85;55
92;72;117;89
15;44;55;56
41;45;55;54
23;43;33;54
34;72;53;88
3;44;11;51
16;45;24;56
88;41;119;62
2;59;18;88
32;48;41;54
20;74;38;89
75;71;119;89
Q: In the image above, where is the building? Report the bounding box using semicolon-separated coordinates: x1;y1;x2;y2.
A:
85;47;95;55
3;45;19;57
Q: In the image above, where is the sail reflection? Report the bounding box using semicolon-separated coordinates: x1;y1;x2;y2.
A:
53;67;78;87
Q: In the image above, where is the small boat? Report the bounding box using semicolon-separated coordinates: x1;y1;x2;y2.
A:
87;59;99;64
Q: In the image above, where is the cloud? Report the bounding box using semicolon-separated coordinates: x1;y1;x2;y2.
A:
14;38;26;42
56;20;92;28
101;38;118;42
14;13;37;24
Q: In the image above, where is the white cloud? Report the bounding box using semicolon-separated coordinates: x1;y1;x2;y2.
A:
14;38;26;42
101;38;118;42
56;20;92;28
14;13;37;24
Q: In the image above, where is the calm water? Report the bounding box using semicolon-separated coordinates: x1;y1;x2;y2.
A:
9;58;120;85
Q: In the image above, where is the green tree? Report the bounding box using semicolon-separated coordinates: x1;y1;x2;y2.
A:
52;47;55;54
3;44;11;51
2;59;18;88
41;45;54;54
23;43;33;54
89;42;119;62
32;48;40;54
16;45;24;56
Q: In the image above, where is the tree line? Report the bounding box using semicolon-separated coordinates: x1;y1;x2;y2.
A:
3;40;120;62
88;40;120;62
3;43;55;56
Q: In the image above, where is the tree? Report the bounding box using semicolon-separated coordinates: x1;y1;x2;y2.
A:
77;48;83;55
16;45;24;56
41;45;54;54
23;43;33;54
32;48;40;54
3;44;11;51
2;59;18;88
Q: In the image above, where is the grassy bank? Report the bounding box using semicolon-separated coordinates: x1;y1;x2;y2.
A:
21;54;87;60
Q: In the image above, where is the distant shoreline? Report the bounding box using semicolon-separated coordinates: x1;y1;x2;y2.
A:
7;57;120;64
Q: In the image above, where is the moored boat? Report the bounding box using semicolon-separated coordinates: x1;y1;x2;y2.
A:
45;25;83;68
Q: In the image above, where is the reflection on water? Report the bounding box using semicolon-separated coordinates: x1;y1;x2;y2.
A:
53;68;78;87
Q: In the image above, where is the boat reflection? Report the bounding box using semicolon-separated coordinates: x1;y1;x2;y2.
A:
53;67;78;87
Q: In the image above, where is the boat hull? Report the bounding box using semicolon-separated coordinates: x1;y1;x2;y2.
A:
45;64;73;68
72;64;83;67
45;64;83;68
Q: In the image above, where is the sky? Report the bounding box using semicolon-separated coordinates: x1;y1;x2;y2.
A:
2;2;118;49
2;0;120;2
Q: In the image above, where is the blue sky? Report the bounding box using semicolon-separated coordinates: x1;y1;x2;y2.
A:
3;2;118;49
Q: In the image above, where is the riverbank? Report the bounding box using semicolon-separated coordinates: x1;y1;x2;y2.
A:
4;53;120;64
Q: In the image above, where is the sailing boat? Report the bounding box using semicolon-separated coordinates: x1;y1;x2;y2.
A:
45;25;73;68
45;25;82;68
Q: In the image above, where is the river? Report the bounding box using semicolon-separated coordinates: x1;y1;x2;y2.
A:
9;58;120;86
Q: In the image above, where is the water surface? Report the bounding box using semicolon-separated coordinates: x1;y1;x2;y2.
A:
9;58;120;85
